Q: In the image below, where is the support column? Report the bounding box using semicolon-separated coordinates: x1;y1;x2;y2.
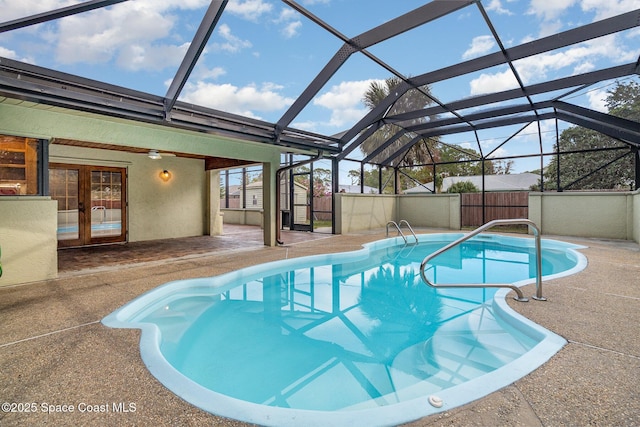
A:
332;157;339;235
207;169;223;236
262;160;276;246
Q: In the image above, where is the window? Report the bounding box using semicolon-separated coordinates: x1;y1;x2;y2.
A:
220;165;263;209
0;135;44;196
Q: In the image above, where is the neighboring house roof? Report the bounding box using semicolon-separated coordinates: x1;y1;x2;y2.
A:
227;184;241;197
231;182;377;195
338;184;379;194
405;173;540;193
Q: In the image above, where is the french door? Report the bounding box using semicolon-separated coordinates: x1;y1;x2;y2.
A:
50;164;127;247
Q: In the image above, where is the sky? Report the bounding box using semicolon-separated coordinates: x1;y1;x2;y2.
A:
1;0;640;175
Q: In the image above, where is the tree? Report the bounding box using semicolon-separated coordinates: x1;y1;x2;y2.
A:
446;181;479;194
493;159;514;174
362;167;394;194
347;169;360;185
606;80;640;118
312;167;332;196
541;80;638;191
360;77;439;167
436;145;493;177
292;166;332;197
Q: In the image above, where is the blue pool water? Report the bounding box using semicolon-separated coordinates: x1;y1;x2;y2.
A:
103;233;587;426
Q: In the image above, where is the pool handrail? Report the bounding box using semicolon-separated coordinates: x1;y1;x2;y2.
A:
386;220;418;244
399;220;419;243
419;219;547;303
386;221;407;244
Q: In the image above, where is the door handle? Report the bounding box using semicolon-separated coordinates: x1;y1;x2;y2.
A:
78;202;85;213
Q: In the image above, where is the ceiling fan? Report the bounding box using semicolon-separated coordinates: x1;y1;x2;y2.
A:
145;149;176;160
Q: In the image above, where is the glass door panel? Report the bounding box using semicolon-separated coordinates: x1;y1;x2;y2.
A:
51;164;126;247
91;170;123;238
50;167;81;244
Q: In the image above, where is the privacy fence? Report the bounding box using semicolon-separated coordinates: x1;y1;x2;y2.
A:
461;192;529;227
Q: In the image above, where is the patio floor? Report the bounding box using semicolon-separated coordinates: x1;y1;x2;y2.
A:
1;226;639;426
57;225;331;274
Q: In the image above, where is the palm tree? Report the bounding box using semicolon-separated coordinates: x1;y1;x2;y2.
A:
361;77;440;167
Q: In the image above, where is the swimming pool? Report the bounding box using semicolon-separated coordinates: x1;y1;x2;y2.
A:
103;233;587;426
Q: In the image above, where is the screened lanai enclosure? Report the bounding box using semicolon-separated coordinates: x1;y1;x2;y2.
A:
1;0;639;233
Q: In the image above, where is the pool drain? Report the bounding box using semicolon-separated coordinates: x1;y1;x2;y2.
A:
428;395;443;408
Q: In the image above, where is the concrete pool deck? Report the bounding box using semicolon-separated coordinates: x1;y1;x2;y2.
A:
1;226;639;426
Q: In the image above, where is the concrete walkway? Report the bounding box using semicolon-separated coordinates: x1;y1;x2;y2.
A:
1;229;638;426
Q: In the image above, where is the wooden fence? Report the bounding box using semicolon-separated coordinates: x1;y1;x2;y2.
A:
312;196;332;221
461;192;529;227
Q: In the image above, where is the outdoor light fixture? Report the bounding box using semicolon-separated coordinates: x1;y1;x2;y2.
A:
148;149;162;160
159;170;171;182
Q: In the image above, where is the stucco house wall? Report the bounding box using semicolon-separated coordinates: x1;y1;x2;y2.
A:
0;198;58;285
0;100;282;286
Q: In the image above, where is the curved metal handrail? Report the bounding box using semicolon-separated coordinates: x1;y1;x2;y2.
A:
386;221;407;244
386;220;419;244
399;220;418;244
419;219;546;302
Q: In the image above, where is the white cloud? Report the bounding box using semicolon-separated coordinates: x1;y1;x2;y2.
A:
226;0;273;21
4;1;212;70
0;44;36;63
580;0;640;20
276;8;303;39
485;0;514;15
527;0;578;21
213;23;253;53
294;79;380;132
0;46;18;59
537;19;564;38
314;80;377;110
313;79;379;128
462;35;496;60
469;32;639;95
55;2;179;68
1;0;311;75
573;60;595;74
469;69;518;95
487;146;508;159
194;66;227;81
277;8;299;22
117;42;190;71
0;1;76;21
180;81;295;118
586;87;608;111
628;27;640;39
527;0;640;37
281;21;303;39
